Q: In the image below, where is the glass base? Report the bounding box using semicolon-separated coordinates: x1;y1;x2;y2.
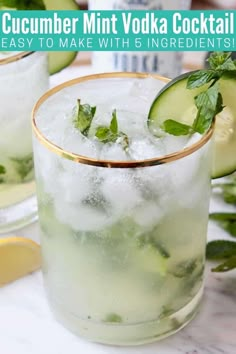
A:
0;195;38;234
49;286;203;346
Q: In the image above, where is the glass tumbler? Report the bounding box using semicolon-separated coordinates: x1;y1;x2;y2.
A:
0;51;49;233
32;73;213;345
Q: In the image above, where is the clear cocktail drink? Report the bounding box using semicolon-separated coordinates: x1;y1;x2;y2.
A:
0;51;49;232
32;73;213;345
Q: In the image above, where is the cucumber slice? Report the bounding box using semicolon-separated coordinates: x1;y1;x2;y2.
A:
148;72;236;179
45;0;79;10
48;51;77;75
44;0;79;74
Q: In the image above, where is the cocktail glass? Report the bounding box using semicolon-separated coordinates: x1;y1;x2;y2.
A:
0;51;49;233
32;73;213;345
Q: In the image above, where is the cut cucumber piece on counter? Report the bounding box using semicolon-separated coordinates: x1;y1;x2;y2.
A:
148;72;236;179
44;0;79;74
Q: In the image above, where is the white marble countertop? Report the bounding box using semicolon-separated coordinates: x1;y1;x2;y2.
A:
1;66;236;354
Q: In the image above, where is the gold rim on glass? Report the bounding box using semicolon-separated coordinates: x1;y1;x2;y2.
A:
0;51;35;65
32;72;214;169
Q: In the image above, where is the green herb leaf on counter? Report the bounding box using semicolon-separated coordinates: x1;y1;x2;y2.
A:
206;240;236;260
103;313;122;323
209;213;236;238
209;213;236;222
212;256;236;273
73;100;96;137
0;0;46;10
0;164;6;183
212;180;236;205
10;154;33;181
95;110;129;150
0;165;6;175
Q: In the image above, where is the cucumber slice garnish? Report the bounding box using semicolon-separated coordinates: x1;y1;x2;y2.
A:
48;51;77;75
44;0;79;74
148;72;236;179
44;0;79;10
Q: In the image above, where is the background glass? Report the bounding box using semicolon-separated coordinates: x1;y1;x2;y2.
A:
0;51;49;233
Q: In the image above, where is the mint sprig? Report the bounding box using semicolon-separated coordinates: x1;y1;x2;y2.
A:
192;84;224;134
162;52;235;137
0;0;46;10
73;100;96;137
95;110;129;150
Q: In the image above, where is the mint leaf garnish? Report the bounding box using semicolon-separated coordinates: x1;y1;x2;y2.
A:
193;84;224;134
207;51;236;71
73;99;96;137
0;165;6;175
0;0;46;10
162;120;192;136
186;70;220;90
95;110;129;150
212;256;236;272
163;52;230;137
110;110;118;135
10;154;33;181
206;240;236;260
103;313;122;323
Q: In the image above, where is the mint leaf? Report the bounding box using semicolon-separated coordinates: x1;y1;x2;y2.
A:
210;213;236;238
187;70;220;90
104;313;122;323
95;110;129;150
206;240;236;260
171;259;197;278
193;84;224;134
10;154;33;181
213;182;236;204
110;109;118;134
212;256;236;272
207;51;235;71
0;0;46;9
95;126;114;143
73;100;96;137
0;165;6;175
210;213;236;222
162;120;192;136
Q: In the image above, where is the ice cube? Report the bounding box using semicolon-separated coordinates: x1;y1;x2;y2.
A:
100;170;142;218
131;200;164;228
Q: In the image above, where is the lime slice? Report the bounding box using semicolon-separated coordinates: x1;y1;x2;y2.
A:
44;0;79;74
148;72;236;179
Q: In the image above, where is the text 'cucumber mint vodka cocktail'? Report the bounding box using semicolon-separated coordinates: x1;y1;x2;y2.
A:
32;71;218;345
0;51;49;233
